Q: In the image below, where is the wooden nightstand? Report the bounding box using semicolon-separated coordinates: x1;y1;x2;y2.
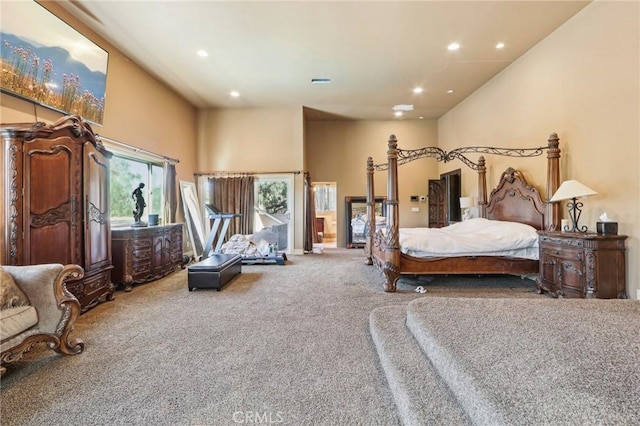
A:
537;231;627;298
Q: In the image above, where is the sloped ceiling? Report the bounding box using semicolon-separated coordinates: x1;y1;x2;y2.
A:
59;0;591;121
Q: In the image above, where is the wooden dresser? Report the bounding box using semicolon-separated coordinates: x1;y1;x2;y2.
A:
537;231;627;299
111;224;183;291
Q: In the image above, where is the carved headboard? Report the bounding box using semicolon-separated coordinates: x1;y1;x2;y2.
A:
485;167;547;230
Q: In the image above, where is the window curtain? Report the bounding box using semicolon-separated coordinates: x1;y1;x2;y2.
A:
163;162;177;224
304;172;319;252
207;176;254;240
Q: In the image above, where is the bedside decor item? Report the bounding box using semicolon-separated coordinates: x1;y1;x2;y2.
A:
596;212;618;235
549;179;597;232
459;197;474;221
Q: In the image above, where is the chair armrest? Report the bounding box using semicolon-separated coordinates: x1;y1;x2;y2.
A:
3;264;84;334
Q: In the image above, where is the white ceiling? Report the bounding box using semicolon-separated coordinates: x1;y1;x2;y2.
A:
60;0;591;121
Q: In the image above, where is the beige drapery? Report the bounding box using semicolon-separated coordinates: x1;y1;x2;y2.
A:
304;172;320;252
207;176;255;239
163;162;177;224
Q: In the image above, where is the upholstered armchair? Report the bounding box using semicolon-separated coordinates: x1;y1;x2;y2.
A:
1;264;85;376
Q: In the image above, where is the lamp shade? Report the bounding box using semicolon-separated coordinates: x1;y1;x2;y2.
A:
550;180;597;202
459;197;474;208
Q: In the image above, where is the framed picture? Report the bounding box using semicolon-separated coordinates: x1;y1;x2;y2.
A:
0;1;109;124
345;196;386;249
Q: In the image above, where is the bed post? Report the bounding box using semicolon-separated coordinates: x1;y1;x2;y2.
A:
383;135;401;292
365;157;374;265
477;156;487;218
546;133;561;230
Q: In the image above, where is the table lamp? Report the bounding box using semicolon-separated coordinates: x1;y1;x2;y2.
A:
459;197;474;221
550;180;597;232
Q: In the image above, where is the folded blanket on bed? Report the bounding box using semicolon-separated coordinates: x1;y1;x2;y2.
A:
399;218;539;259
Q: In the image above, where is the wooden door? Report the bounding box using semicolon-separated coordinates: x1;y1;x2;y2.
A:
83;142;111;273
24;136;82;265
428;179;446;228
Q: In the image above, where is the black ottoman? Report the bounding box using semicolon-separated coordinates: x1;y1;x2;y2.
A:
188;254;242;291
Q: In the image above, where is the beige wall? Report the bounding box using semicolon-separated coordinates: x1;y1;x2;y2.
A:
0;2;198;184
1;2;198;259
438;1;640;298
305;120;439;247
196;108;305;252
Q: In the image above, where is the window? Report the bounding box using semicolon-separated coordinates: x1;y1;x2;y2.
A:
110;153;164;227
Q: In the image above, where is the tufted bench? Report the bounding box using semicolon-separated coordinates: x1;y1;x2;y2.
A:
187;254;242;291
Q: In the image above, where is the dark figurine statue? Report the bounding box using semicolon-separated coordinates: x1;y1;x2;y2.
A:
132;183;147;226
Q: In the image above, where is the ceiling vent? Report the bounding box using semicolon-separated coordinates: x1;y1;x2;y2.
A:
392;104;414;111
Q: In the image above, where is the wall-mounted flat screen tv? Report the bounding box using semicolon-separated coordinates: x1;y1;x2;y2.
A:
1;1;108;124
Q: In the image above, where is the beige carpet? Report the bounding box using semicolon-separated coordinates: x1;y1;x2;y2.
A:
1;248;543;426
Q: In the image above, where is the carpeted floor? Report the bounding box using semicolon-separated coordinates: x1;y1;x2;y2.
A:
1;248;543;426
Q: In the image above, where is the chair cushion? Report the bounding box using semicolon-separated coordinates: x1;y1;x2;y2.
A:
0;306;38;341
0;267;31;309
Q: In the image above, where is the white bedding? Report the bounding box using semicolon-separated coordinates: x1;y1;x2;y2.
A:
399;218;539;260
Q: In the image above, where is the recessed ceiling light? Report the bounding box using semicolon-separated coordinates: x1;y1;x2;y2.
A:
230;91;240;98
394;111;403;117
392;104;414;111
447;89;454;94
413;87;423;94
447;42;460;51
311;78;331;84
496;42;505;49
196;50;208;57
418;116;424;120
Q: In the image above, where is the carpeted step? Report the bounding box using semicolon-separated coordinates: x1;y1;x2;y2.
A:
369;305;471;426
406;297;640;426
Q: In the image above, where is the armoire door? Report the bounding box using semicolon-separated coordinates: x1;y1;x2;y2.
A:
83;142;111;272
24;137;82;265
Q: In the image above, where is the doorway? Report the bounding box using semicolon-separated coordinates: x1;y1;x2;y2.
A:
253;175;294;254
428;169;461;227
313;182;337;248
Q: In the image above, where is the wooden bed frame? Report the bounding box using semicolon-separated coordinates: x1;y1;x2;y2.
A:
365;133;561;292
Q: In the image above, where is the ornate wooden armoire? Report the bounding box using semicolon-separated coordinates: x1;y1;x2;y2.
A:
1;115;114;312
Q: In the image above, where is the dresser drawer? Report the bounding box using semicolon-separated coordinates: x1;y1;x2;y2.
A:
541;246;583;262
132;247;151;261
132;238;152;250
132;263;152;278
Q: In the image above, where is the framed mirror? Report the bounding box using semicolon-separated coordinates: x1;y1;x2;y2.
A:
180;180;207;260
345;196;386;248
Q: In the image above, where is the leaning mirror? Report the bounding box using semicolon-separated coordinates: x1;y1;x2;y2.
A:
180;181;207;260
345;196;386;248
